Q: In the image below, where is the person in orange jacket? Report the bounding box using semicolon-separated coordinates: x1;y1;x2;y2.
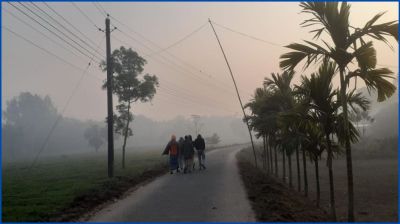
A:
162;135;180;174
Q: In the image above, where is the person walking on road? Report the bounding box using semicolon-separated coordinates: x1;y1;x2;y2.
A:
178;137;185;172
183;135;195;173
162;135;180;174
194;134;206;170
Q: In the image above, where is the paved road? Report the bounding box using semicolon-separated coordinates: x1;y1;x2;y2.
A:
88;145;255;222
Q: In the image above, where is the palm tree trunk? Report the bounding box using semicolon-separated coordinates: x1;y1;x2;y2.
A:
326;132;337;221
288;154;293;188
121;101;131;169
282;148;286;183
274;145;278;177
266;135;270;173
269;139;273;174
314;155;320;207
296;146;301;192
263;135;266;170
339;67;355;222
302;147;308;197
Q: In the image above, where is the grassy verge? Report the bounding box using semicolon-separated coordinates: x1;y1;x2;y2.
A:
236;148;329;222
2;151;167;222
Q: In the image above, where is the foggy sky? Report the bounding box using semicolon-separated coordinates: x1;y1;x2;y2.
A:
2;2;398;121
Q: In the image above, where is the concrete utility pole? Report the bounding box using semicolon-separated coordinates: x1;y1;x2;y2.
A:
105;16;114;178
208;18;258;168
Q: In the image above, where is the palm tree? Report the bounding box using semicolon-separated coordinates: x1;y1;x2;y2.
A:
296;61;370;220
279;2;398;220
264;71;296;184
246;88;268;167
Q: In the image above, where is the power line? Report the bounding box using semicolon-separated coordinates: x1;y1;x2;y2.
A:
71;2;102;30
111;16;240;91
8;2;102;64
112;34;239;112
3;7;88;63
43;2;100;48
92;2;107;17
211;19;284;48
28;35;106;169
157;89;238;114
160;78;239;110
107;14;253;96
3;25;95;75
29;2;104;60
110;15;244;92
113;32;241;99
17;2;103;62
96;2;108;16
144;22;208;57
212;20;398;69
116;28;243;96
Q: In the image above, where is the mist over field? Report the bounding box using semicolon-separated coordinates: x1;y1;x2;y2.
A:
2;84;397;162
2;93;249;162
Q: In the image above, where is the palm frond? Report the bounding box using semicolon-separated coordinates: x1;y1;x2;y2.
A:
352;41;377;70
344;89;370;112
348;12;398;48
299;2;351;48
347;68;396;102
280;42;329;71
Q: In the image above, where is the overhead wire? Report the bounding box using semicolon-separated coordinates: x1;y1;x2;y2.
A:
211;19;398;69
107;13;250;95
143;22;208;57
27;35;106;169
42;2;102;51
156;89;238;114
3;7;88;63
210;19;283;48
2;25;101;79
28;2;104;60
116;28;242;96
92;2;107;17
112;33;241;109
8;2;102;65
16;2;103;62
112;34;239;112
71;2;102;30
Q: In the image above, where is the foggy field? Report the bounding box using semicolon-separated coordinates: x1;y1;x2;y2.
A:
2;150;165;222
240;146;398;222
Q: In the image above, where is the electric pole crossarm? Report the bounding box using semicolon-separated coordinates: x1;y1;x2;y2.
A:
208;18;258;168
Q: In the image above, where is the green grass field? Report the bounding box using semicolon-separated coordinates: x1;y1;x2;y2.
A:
2;150;166;222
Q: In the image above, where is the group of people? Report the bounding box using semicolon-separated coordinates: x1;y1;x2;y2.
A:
162;134;206;174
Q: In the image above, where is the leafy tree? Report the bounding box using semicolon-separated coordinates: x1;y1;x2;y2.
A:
102;46;159;169
84;124;106;152
2;92;58;159
279;2;397;220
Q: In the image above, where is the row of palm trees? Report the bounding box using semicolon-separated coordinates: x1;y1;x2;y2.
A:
245;2;397;222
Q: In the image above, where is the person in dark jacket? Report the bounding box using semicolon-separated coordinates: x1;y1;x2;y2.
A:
183;135;195;173
194;134;206;170
178;137;185;171
162;135;180;174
